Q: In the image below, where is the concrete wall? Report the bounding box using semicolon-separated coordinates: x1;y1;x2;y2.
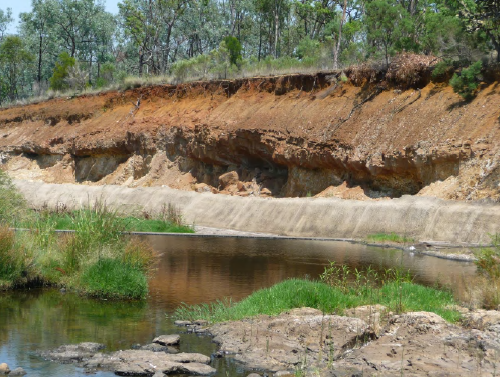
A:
14;180;500;245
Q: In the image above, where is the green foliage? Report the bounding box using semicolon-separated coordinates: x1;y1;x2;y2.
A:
79;258;148;299
49;52;75;91
450;60;482;100
223;36;242;66
0;227;23;288
367;233;415;244
431;60;453;81
0;169;29;226
476;235;500;279
173;277;460;324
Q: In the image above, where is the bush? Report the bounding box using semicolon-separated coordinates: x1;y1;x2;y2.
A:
49;52;76;91
79;258;148;299
0;226;23;287
386;53;438;88
431;60;453;82
450;61;482;100
0;169;28;226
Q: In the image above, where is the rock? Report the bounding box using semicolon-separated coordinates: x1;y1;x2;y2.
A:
247;373;261;377
137;343;178;353
463;309;500;331
9;368;27;376
83;350;215;376
194;183;211;193
174;320;192;326
193;319;208;326
274;371;293;376
38;342;105;363
219;171;239;188
152;334;180;346
260;188;272;196
237;181;246;191
0;363;10;375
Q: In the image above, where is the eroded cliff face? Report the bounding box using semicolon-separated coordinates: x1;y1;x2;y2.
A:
1;72;499;201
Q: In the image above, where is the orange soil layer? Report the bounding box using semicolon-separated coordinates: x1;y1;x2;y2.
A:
0;72;499;200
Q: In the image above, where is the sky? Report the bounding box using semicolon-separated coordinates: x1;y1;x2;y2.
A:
3;0;121;34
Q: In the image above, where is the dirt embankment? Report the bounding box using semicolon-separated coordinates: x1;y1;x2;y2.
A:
1;71;500;201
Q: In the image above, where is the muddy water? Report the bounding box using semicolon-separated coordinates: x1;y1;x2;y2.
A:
0;236;477;376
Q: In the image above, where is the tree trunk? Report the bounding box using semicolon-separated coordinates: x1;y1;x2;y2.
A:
37;33;43;84
333;0;348;70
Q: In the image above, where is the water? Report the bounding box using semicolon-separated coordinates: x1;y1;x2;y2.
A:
0;236;477;376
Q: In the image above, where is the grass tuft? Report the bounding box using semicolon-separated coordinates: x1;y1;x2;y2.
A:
173;277;461;324
367;232;415;244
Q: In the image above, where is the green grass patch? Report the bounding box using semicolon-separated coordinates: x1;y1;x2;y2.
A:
79;258;148;300
367;232;415;244
173;278;461;324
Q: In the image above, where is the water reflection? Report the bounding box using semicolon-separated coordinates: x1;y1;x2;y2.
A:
0;236;478;376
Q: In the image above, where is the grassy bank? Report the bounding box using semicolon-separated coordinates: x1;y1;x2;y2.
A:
174;269;461;324
367;233;415;244
0;170;190;299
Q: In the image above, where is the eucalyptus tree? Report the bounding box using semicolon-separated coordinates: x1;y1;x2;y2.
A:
0;8;13;41
119;0;189;76
19;0;58;87
0;36;34;102
456;0;500;62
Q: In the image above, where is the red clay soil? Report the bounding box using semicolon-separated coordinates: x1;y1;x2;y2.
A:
0;72;499;200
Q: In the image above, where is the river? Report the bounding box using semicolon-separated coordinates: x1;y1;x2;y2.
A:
0;235;477;376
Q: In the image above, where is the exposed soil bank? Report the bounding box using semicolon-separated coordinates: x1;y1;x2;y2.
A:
14;180;500;245
1;72;500;201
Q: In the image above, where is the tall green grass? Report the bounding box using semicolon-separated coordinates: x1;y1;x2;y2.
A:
367;232;415;244
173;278;461;324
0;170;159;299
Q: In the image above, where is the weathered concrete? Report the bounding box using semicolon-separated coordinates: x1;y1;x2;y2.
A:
14;180;500;245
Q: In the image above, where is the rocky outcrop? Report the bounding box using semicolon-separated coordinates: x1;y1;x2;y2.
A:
38;337;216;376
208;308;500;376
1;73;500;201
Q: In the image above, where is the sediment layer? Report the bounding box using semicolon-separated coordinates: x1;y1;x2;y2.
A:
1;72;500;200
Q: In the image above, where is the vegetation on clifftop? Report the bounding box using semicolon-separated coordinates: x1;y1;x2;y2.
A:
0;1;499;106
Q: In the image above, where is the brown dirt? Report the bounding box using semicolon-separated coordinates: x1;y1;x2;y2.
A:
1;72;500;200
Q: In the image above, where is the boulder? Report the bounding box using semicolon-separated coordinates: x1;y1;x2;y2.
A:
0;363;10;375
152;335;180;346
219;171;239;188
9;368;27;376
38;342;105;363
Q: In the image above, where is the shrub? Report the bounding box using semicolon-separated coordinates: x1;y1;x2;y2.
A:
450;60;482;100
49;52;76;91
79;258;148;299
431;60;453;82
0;227;23;287
386;53;438;88
0;169;28;226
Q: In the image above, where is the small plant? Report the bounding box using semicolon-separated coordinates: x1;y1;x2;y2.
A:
367;232;414;244
450;61;482;100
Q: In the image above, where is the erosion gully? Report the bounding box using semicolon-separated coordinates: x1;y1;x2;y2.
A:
0;235;476;376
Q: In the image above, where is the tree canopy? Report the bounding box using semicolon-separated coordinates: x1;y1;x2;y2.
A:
0;0;496;103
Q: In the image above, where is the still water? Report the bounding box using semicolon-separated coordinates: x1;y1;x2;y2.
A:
0;236;477;376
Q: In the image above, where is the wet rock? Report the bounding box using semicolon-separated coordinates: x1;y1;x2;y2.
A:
152;334;180;346
0;363;10;375
219;171;238;188
174;320;192;326
246;373;261;377
136;343;178;353
83;350;215;376
38;342;105;363
9;367;27;376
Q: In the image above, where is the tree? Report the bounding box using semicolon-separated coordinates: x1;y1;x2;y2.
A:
0;8;13;41
365;0;413;66
0;36;34;102
457;0;500;62
49;51;75;90
224;36;242;66
20;0;58;86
